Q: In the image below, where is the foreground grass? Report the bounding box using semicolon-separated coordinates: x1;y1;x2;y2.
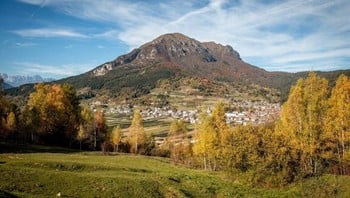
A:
0;145;349;197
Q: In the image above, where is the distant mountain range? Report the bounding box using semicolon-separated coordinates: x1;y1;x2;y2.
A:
0;73;55;88
6;33;350;103
1;82;12;89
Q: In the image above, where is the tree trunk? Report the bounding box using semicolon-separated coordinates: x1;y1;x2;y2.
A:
135;135;138;154
94;128;98;150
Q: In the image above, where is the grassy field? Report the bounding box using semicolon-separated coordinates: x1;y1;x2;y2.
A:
105;114;172;138
1;144;349;198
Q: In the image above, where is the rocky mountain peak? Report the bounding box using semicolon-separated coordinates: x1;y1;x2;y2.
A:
148;33;196;45
137;33;202;60
139;33;242;62
92;33;243;76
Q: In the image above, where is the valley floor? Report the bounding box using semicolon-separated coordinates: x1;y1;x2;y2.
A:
0;143;349;198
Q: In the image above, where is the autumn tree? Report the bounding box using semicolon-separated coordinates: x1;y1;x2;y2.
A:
167;119;191;164
169;119;187;136
27;83;81;146
193;102;230;170
211;102;227;134
0;77;14;140
261;122;300;186
193;113;220;170
112;126;122;152
77;124;87;150
1;111;17;142
280;72;329;176
324;74;350;175
61;84;81;142
80;106;95;148
95;111;107;150
222;125;257;172
6;111;16;131
27;83;49;136
128;110;145;154
20;106;40;143
212;102;230;167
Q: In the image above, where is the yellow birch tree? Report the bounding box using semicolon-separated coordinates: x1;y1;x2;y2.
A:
324;74;350;175
280;72;329;176
128;110;145;154
112;126;122;152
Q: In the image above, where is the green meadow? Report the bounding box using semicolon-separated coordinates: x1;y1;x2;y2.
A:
1;143;349;198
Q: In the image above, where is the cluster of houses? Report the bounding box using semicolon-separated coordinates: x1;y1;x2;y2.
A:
103;100;280;126
108;106;132;114
224;101;280;125
142;107;198;123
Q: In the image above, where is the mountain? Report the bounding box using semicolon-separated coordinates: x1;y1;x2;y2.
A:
57;33;279;101
7;33;350;103
89;33;269;82
1;81;12;90
0;73;55;88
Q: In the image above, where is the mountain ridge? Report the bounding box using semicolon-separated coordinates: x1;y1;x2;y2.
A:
0;73;55;88
85;32;276;94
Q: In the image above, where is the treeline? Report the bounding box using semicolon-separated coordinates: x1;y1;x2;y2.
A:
0;81;153;154
162;73;350;186
0;83;105;149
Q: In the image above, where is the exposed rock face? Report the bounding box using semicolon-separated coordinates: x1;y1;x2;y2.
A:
202;42;241;60
135;33;242;66
92;63;113;76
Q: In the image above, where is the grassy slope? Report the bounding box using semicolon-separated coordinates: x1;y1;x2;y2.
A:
0;144;349;198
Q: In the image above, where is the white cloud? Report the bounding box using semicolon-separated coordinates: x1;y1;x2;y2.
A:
17;0;350;72
13;61;95;78
17;0;48;5
93;30;119;40
12;28;89;38
15;42;37;47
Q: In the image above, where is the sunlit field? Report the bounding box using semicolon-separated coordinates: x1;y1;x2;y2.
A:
1;143;350;198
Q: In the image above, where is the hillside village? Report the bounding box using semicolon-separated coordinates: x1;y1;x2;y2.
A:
97;100;280;126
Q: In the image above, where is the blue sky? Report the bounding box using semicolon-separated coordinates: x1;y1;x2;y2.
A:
0;0;349;79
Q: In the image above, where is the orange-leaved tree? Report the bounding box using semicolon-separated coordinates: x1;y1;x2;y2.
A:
27;83;80;146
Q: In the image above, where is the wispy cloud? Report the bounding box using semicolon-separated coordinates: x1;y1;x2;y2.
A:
13;61;95;78
17;0;350;72
15;42;37;47
12;28;89;38
93;30;119;40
